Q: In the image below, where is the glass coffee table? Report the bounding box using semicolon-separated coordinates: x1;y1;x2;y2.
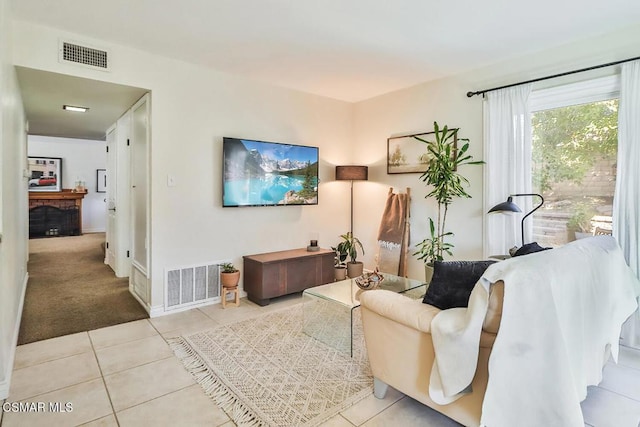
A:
302;273;426;356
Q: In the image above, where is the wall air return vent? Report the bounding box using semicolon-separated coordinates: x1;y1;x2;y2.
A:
59;39;111;71
165;262;222;311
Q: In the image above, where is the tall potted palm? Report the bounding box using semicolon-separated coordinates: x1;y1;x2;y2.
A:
413;122;483;281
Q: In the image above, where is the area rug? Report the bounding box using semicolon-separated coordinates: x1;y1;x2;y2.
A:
169;304;373;426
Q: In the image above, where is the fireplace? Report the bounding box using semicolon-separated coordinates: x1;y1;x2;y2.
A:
29;206;80;238
28;190;87;238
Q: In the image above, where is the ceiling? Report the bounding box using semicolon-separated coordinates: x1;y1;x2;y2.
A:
16;67;148;141
10;1;640;140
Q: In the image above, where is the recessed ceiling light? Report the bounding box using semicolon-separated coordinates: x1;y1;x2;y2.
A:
63;105;89;113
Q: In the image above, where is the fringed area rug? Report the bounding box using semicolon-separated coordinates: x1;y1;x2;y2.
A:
169;304;372;427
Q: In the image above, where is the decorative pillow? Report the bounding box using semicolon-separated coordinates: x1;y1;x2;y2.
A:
513;242;550;257
422;260;497;310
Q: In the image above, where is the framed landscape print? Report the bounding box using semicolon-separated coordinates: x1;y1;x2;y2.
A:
387;131;457;174
28;156;62;192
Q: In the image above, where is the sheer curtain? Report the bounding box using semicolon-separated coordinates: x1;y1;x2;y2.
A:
615;60;640;348
483;84;533;258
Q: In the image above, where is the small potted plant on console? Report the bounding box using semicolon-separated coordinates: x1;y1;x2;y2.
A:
220;262;240;288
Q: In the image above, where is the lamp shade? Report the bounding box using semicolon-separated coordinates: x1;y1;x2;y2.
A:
487;193;544;247
488;197;522;214
335;165;368;181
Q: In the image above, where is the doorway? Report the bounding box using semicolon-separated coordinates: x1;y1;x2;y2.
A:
16;66;151;343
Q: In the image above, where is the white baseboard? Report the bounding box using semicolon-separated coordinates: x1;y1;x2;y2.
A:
129;286;151;315
0;272;29;400
83;228;106;234
0;378;9;400
149;305;166;318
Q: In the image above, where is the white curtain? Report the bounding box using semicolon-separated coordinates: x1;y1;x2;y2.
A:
484;84;533;258
615;60;640;348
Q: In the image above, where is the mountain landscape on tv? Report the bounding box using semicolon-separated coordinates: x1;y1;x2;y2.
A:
223;138;319;206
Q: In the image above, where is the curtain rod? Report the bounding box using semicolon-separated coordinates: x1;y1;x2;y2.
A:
466;55;640;98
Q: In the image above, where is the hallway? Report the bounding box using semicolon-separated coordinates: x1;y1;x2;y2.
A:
18;233;148;344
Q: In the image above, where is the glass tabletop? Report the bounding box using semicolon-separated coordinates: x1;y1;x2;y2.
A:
302;273;426;309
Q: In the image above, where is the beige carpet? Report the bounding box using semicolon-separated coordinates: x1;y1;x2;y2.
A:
18;233;149;345
170;304;373;427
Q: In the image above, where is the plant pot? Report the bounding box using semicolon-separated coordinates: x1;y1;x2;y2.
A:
220;271;240;288
335;266;347;281
347;262;364;278
425;264;434;284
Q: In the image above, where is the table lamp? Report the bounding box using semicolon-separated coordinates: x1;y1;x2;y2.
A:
488;193;544;246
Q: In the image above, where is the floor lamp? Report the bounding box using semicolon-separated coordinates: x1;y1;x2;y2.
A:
335;166;368;236
488;193;544;246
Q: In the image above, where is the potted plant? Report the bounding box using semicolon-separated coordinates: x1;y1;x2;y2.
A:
332;244;348;281
566;203;594;241
414;218;454;283
220;262;240;288
336;232;365;278
413;122;483;281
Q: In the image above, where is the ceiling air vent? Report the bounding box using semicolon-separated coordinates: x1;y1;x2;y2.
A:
59;39;110;72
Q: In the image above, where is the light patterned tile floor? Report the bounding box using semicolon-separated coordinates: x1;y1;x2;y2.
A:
2;295;640;427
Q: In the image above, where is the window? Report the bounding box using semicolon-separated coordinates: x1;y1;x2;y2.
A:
530;76;619;247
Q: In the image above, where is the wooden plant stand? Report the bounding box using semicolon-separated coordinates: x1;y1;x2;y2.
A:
222;286;240;308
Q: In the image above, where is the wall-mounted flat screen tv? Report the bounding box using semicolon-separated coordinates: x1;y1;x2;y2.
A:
222;137;319;207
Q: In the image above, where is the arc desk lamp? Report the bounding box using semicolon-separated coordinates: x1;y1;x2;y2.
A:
488;193;544;246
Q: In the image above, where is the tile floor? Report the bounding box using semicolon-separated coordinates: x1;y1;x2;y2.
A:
1;294;640;427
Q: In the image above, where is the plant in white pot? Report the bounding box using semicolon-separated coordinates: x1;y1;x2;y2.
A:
413;122;484;282
336;232;365;278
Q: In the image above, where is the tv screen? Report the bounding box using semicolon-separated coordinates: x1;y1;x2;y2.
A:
222;137;319;207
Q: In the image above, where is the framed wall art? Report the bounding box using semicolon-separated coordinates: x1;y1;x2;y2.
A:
387;130;457;174
28;156;62;192
96;169;107;193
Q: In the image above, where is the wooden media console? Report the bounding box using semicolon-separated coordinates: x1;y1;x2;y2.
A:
243;248;334;306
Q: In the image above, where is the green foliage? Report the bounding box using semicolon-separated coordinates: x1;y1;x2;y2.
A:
388;145;406;166
298;160;317;199
413;122;483;264
413;218;454;265
532;100;618;193
566;202;596;232
220;262;238;273
336;232;365;264
331;245;348;267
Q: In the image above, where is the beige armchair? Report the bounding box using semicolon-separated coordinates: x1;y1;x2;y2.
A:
359;281;504;427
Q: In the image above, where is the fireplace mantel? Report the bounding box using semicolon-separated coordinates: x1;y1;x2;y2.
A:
29;189;88;235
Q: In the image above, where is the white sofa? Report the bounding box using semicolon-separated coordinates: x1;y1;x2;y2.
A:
360;236;640;427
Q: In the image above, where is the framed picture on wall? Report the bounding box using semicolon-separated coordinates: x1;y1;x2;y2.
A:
28;156;62;192
96;169;107;193
387;130;458;174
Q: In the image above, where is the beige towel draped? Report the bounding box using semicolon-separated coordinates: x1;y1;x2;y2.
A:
376;188;410;276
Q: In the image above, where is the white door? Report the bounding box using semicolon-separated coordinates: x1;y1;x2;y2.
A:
115;112;131;278
130;94;150;303
105;125;117;271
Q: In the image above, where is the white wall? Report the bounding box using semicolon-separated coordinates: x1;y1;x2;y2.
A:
0;0;28;399
12;20;354;313
28;135;107;233
352;24;640;281
11;18;640;314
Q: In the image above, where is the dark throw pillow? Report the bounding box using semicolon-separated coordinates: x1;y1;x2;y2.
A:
513;242;550;257
422;260;497;310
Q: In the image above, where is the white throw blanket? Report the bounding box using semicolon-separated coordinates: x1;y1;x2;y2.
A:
429;236;640;427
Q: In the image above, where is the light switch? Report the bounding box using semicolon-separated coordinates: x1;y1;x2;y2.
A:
167;174;176;187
